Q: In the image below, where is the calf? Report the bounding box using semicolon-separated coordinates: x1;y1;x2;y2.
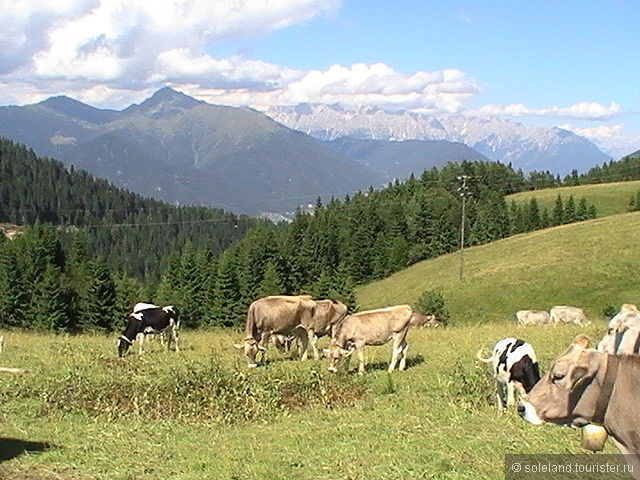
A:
477;338;540;409
118;305;180;357
325;305;413;374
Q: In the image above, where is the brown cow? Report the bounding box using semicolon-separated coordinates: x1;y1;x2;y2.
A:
298;299;348;360
234;295;316;367
325;305;413;374
519;334;640;476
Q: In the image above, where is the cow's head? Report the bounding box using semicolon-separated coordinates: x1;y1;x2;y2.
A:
117;334;133;357
519;334;604;427
325;343;354;373
234;338;266;367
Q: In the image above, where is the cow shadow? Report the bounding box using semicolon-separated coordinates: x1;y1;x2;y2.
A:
358;354;425;373
0;437;52;462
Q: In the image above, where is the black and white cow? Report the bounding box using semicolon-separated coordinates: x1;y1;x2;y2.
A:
118;304;180;357
477;337;540;409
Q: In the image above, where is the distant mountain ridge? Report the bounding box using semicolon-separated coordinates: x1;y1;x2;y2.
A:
266;104;611;175
0;89;386;214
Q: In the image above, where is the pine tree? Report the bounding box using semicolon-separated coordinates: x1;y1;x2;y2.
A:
256;260;284;298
576;197;589;221
28;264;69;331
0;241;28;327
80;261;117;331
552;194;564;226
210;248;244;327
564;195;576;223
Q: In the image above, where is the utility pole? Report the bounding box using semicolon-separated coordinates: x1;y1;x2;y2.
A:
457;175;471;281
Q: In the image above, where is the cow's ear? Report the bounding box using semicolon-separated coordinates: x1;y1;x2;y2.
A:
569;365;591;389
233;344;244;350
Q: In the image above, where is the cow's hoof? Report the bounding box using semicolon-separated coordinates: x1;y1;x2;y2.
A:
247;363;258;368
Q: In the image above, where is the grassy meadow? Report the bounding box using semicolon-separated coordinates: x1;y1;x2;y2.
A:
358;211;640;323
0;323;621;480
2;185;640;479
506;180;640;217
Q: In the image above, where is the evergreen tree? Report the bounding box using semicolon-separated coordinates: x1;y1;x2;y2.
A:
210;248;244;327
256;260;284;298
28;264;69;331
552;194;564;226
564;195;577;223
79;261;117;331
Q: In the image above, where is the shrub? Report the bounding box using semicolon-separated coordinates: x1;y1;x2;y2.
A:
413;289;450;325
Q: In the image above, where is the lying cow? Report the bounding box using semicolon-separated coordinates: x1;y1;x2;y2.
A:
477;338;540;409
519;334;640;475
234;295;315;367
325;305;412;374
515;310;550;325
549;305;589;326
118;304;180;357
410;312;441;327
597;304;640;354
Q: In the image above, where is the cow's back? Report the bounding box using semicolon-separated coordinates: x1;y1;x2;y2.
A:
550;305;587;325
339;305;412;344
307;299;347;333
249;296;313;335
516;310;550;325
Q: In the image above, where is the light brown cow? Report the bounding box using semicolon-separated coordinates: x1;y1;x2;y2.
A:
325;305;413;374
519;334;640;476
298;299;348;361
234;295;316;367
549;305;589;326
515;310;551;325
597;304;640;354
410;312;441;328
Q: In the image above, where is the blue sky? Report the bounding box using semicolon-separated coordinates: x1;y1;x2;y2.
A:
1;0;638;154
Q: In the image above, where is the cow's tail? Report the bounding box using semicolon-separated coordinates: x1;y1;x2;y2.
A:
245;303;258;340
476;347;495;363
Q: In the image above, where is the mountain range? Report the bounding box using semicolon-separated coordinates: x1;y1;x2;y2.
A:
266;104;611;175
0;89;612;215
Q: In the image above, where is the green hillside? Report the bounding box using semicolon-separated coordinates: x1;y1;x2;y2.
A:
507;180;640;217
357;211;640;323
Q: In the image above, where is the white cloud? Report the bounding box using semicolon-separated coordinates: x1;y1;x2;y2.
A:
194;64;479;113
470;101;620;121
558;123;640;158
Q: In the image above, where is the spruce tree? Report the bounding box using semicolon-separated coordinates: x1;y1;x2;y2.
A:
256;260;284;298
210;248;243;327
28;264;69;331
564;195;576;223
552;194;564;226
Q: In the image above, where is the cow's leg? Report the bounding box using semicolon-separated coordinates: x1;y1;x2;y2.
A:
136;333;145;355
505;381;516;407
259;332;270;364
309;330;321;360
296;330;309;361
495;380;506;409
388;331;405;372
356;343;366;374
172;327;180;352
398;340;409;371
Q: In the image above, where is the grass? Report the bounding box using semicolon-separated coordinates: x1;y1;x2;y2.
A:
506;180;640;217
357;211;640;323
0;324;620;480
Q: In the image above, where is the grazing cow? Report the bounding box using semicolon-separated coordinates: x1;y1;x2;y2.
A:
325;305;413;374
549;305;589;326
515;310;551;325
477;338;540;409
597;304;640;354
118;305;180;357
519;334;640;476
234;295;316;367
410;312;441;327
298;299;348;360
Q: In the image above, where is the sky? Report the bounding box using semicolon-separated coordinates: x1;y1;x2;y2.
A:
1;0;638;156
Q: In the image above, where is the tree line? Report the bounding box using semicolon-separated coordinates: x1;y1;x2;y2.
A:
3;137;630;332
